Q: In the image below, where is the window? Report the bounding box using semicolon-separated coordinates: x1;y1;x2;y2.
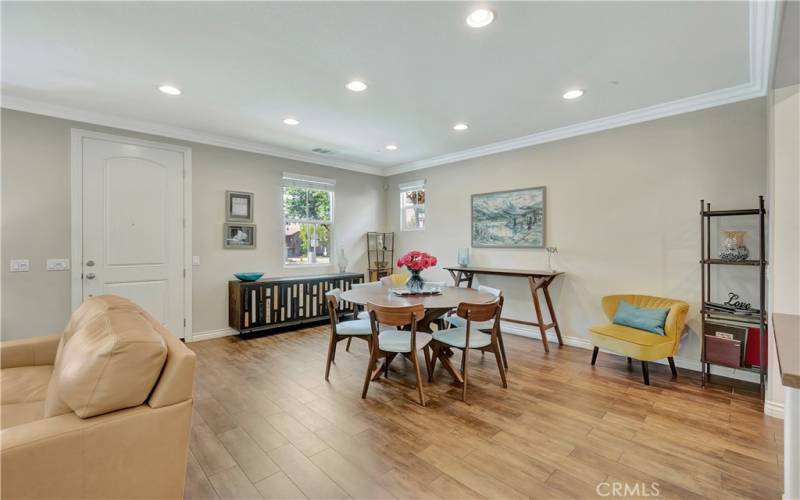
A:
283;173;335;266
400;180;425;231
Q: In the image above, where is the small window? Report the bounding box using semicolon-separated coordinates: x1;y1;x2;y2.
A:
401;188;425;231
283;174;334;266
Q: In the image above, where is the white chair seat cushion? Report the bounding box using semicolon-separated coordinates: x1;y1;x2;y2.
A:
356;310;369;320
433;327;492;349
447;315;494;330
335;319;374;336
378;331;432;353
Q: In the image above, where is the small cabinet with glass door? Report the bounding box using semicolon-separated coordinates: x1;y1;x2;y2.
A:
366;232;394;281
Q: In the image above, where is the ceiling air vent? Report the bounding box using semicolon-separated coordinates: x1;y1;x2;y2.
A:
312;147;334;155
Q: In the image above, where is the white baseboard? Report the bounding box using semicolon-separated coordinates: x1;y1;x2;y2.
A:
188;328;237;343
764;400;785;419
500;321;762;384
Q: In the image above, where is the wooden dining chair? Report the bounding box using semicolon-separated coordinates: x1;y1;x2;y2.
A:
447;286;508;369
431;298;506;402
363;303;433;406
324;289;373;381
346;282;382;351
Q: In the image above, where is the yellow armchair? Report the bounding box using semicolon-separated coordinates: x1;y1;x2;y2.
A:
589;294;689;385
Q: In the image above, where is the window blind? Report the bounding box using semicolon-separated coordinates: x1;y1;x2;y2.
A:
282;172;336;191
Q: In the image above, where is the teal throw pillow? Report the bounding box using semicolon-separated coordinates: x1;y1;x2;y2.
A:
612;300;669;335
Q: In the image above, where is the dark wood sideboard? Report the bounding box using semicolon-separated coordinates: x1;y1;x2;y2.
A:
229;272;364;334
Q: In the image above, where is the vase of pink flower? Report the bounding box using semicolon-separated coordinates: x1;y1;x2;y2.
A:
396;250;438;293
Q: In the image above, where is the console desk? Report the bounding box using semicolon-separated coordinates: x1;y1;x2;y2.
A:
444;266;564;352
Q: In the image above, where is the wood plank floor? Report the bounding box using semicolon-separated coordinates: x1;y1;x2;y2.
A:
184;324;783;500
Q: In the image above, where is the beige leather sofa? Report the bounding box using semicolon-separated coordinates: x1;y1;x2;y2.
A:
0;295;196;499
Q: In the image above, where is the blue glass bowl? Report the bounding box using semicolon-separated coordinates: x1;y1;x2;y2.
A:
234;272;264;282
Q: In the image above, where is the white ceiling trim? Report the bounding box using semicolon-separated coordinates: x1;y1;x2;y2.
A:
385;0;778;177
1;0;777;179
0;95;384;176
386;0;778;177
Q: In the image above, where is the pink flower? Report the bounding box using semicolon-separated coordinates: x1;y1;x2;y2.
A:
396;250;438;271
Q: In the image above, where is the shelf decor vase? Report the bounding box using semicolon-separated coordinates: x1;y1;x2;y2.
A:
457;248;470;267
406;269;425;293
719;231;749;261
337;248;348;273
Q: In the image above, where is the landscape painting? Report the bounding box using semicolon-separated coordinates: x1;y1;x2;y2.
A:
471;186;545;248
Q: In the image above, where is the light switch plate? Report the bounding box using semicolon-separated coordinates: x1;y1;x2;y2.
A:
192;255;200;266
47;258;70;271
10;259;30;272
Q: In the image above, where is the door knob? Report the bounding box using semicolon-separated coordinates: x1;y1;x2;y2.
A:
86;272;96;280
86;260;95;267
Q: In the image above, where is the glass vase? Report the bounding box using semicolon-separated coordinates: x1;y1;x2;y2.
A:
406;269;425;293
719;230;749;261
457;248;470;267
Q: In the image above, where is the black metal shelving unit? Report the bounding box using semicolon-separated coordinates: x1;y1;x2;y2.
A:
700;196;767;400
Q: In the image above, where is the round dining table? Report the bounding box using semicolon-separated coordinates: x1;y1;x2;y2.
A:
341;284;497;333
341;284;498;384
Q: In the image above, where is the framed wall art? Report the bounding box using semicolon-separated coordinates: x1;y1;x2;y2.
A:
224;223;256;249
226;190;254;222
471;186;545;248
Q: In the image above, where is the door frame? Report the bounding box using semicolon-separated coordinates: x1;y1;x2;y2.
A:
70;129;193;339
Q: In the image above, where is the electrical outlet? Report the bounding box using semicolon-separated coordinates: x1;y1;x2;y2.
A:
47;258;70;271
10;259;30;272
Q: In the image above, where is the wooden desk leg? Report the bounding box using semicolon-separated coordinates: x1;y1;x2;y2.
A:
542;279;564;346
466;272;474;288
447;269;459;286
528;277;550;353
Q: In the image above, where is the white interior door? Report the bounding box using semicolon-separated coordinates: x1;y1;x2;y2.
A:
76;132;189;337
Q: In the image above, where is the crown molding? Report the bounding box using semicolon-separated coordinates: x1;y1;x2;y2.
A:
384;0;778;177
0;95;384;176
1;1;777;179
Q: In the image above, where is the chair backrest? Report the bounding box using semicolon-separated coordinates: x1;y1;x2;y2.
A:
367;302;425;327
325;288;341;327
478;285;502;297
367;303;425;353
456;299;501;323
352;281;381;288
601;294;689;342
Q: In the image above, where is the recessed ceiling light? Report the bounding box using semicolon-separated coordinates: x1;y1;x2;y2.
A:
385;144;398;151
158;84;181;96
466;8;495;28
346;80;368;92
453;123;469;131
562;89;584;100
283;117;300;126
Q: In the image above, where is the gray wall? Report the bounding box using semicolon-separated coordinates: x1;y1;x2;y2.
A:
1;109;386;339
385;98;768;375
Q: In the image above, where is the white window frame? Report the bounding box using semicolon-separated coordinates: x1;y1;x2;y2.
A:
399;179;426;232
282;173;336;268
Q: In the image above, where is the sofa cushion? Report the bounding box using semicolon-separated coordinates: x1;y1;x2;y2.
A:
1;401;45;429
44;299;168;418
1;365;53;404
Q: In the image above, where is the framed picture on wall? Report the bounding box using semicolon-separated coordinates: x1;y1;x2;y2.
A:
224;223;256;249
226;191;254;222
471;186;545;248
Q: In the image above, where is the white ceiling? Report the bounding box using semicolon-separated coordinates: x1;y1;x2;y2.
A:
1;1;777;176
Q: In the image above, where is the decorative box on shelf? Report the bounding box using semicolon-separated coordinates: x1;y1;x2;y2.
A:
229;272;364;334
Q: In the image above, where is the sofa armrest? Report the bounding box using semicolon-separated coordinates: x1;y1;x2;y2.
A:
0;334;60;369
1;400;192;499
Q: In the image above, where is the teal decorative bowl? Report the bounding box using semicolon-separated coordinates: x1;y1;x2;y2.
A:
234;272;264;282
